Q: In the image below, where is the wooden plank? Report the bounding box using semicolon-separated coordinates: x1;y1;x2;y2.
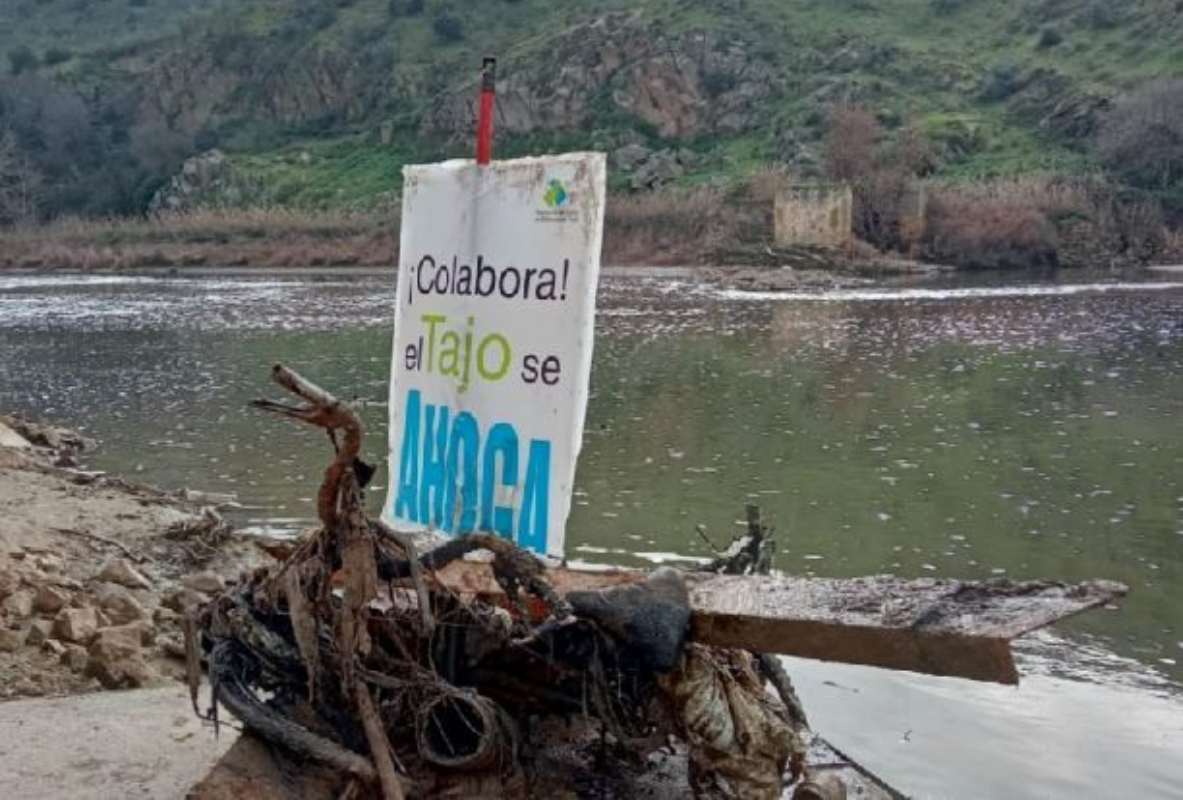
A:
685;573;1127;684
410;562;1127;685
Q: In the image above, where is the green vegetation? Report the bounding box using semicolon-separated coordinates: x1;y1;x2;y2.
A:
430;9;464;43
229;138;411;211
0;0;1181;222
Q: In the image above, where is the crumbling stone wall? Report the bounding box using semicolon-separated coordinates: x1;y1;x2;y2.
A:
774;184;852;249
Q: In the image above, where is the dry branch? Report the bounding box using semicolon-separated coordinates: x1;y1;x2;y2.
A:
372;520;435;636
50;525;145;562
355;682;407;800
251;363;363;528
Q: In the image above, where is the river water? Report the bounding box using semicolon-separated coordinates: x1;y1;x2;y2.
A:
2;270;1182;798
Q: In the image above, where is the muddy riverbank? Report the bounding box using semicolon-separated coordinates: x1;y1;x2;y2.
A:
0;416;262;701
0;198;945;276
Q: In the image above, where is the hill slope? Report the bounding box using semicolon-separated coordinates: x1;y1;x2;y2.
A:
1;0;1182;216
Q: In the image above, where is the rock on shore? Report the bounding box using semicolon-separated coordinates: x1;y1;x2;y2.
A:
0;415;260;701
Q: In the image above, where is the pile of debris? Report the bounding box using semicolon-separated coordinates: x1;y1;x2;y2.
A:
187;365;1128;798
186;366;820;799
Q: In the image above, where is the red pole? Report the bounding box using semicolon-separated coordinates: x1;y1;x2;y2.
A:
476;57;496;165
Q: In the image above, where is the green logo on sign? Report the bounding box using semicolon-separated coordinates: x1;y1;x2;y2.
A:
543;179;569;208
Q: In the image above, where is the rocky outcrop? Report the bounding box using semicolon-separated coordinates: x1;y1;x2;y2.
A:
162;586;211;614
0;628;24;653
2;587;34;617
0;422;31;451
612;144;700;190
94;583;150;626
136;39;380;133
33;585;69;615
0;546;202;697
423;14;784;142
52;607;99;644
1005;67;1111;140
182;571;225;595
0;415;93;456
148;149;259;213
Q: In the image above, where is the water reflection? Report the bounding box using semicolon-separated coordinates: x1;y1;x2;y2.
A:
787;640;1183;800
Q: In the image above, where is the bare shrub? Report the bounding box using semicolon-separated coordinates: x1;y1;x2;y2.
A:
1098;79;1183;194
604;186;735;266
603;167;795;266
741;164;793;206
1162;227;1183;263
925;191;1058;270
0;127;41;224
923;176;1166;269
1107;196;1166;260
824;105;934;252
824;104;879;185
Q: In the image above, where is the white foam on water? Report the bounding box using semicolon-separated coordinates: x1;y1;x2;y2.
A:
562;559;628;573
717;281;1183;302
0;275;300;292
597;308;651;317
632;551;713;565
0;275;166;291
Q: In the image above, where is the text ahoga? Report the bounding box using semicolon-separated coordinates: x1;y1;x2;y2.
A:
390;389;551;553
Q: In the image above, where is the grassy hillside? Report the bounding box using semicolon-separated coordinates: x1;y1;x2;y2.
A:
1;0;1181;216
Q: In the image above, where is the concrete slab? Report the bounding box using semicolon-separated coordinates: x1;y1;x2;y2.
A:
0;685;236;800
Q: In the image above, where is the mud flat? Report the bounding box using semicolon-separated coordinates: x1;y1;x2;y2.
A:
0;685;236;800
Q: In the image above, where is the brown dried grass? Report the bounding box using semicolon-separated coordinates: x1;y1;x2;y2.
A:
604;186;732;266
603;168;788;266
1;167;804;270
925;193;1058;270
1161;227;1183;263
924;175;1167;269
0;208;395;269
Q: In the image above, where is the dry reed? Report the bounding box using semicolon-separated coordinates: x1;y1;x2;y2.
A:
0;207;395;269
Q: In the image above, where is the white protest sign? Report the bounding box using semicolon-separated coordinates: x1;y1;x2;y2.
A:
382;153;606;558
